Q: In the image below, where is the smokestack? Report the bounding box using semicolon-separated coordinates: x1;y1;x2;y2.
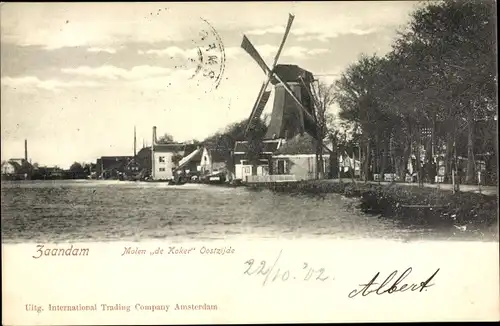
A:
134;126;137;157
151;126;156;179
24;139;28;161
152;126;157;146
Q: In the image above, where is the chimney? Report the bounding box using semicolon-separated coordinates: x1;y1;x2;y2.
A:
24;139;28;161
134;126;137;157
152;126;157;146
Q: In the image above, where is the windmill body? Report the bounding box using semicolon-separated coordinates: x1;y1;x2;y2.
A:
265;64;317;140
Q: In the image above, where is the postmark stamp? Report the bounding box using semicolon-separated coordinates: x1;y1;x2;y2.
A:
143;8;226;93
188;18;226;91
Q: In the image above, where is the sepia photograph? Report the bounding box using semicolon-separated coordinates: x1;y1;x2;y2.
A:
1;1;498;324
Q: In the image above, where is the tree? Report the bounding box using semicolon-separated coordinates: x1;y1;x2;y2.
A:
333;0;497;187
69;162;85;179
171;154;183;166
202;117;268;170
334;54;388;182
310;81;336;179
391;0;497;184
157;133;174;144
70;162;84;172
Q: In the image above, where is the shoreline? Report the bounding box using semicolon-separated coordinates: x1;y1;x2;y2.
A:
242;180;499;236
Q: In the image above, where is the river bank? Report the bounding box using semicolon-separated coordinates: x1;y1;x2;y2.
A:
244;180;499;235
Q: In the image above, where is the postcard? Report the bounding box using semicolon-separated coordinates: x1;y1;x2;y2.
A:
1;1;499;325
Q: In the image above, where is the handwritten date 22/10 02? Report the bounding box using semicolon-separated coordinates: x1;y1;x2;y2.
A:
243;250;332;286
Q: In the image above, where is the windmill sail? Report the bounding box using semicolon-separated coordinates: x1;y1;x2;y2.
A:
272;14;294;67
241;36;272;75
245;83;271;136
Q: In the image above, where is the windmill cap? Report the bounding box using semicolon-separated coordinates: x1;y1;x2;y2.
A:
271;64;314;85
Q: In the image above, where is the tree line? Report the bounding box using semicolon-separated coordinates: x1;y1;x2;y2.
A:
332;0;496;185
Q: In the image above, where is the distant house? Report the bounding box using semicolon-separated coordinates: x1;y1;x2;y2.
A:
233;139;282;181
271;134;329;181
1;161;16;175
41;166;65;179
233;134;337;182
96;156;134;179
136;146;152;173
199;146;227;177
1;158;33;180
151;143;200;181
179;147;202;176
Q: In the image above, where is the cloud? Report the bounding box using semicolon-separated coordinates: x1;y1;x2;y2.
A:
246;26;286;36
130;68;197;90
61;65;172;80
1;2;414;49
224;47;244;59
307;48;329;55
87;47;117;54
284;46;330;58
245;25;380;42
1;76;102;91
225;45;329;60
59;65;201;91
137;46;198;58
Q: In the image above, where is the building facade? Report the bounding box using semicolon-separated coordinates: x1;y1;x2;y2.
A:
151;143;186;180
199;147;227;177
96;156;133;179
1;161;16;175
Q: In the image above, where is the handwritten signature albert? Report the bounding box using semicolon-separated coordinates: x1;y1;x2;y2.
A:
348;267;440;298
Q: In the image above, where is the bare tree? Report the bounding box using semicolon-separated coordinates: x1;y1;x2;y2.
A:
310;80;336;179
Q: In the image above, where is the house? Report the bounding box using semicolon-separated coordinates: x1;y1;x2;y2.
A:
152;143;200;180
96;156;134;179
2;140;33;179
1;158;33;180
150;126;201;181
199;146;228;177
35;166;65;179
233;134;343;183
270;134;330;181
1;161;16;175
178;147;202;176
233;139;282;181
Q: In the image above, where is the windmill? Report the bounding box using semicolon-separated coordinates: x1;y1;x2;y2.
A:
238;14;331;178
241;14;319;141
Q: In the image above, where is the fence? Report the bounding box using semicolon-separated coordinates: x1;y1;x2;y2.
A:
245;174;297;183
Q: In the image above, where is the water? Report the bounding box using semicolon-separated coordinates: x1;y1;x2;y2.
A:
0;180;492;243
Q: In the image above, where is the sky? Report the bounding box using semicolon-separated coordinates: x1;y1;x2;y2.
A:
1;1;419;169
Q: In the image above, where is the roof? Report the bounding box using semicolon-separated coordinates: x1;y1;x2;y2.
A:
234;139;281;154
4;161;21;170
99;156;133;170
199;144;227;162
153;142;199;154
275;134;317;155
153;143;185;152
271;64;314;85
190;149;203;162
137;147;151;157
208;149;226;162
7;159;32;172
183;144;198;155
